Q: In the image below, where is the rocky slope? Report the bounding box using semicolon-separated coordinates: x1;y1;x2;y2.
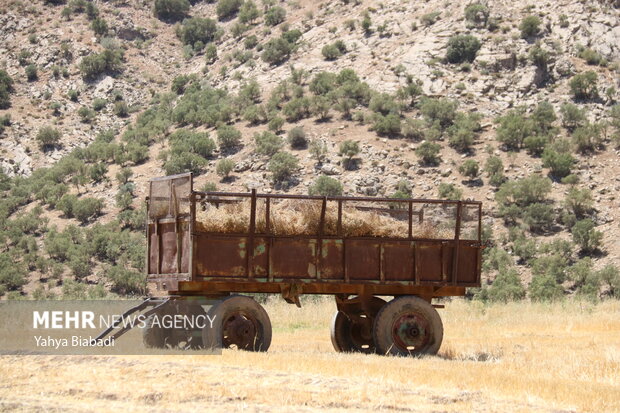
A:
0;0;619;300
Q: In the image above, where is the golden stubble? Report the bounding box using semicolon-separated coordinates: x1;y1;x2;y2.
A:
1;298;618;412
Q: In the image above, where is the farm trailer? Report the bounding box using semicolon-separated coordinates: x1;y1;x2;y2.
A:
104;173;483;356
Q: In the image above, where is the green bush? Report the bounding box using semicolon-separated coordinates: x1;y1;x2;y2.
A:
523;135;549;156
107;265;145;295
0;70;15;109
264;6;286;26
445;35;481;63
89;163;108;183
79;49;123;80
487;268;526;302
598;265;620;298
572;122;602;153
309;72;338;96
269;151;298;183
519;15;541;38
321;41;347;60
495;109;532;150
239;0;260;24
513;236;537;264
36;126;61;149
369;93;399;115
153;0;189;21
448;112;481;152
531;101;557;134
283;97;311;121
523;202;554;233
169;129;216;159
528;42;549;69
216;158;235;179
484;156;505;186
420;97;458;129
217;125;242;152
482;247;512;273
205;44;218;64
421;11;441;26
309;139;328;163
92;98;107;111
113;101;129;117
371;113;401;136
415;141;441;165
254;131;283;156
459;159;479;179
578;48;603;66
569;71;598;101
268;116;284;132
529;273;564;301
216;0;242;20
74;197;104;223
176;18;218;49
438;183;462;200
287;126;307;149
464;3;489;25
401;118;425;141
261;37;292;65
571;219;602;253
25;64;38;81
560;103;586;131
78;106;96;122
542;144;574;178
496;174;551;210
91;17;108;36
308;176;343;196
339;140;360;169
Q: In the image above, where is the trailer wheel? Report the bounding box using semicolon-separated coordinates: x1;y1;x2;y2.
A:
202;295;272;352
142;313;173;349
330;296;385;353
373;296;443;356
142;301;206;349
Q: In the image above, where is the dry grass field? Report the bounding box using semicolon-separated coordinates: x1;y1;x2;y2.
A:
1;298;619;412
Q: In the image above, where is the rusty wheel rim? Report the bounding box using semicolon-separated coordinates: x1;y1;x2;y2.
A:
391;313;431;353
222;311;259;350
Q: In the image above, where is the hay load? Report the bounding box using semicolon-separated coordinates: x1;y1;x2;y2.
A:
195;199;455;239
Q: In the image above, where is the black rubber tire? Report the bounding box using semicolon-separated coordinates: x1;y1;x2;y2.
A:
202;295;272;352
330;296;386;353
142;301;207;349
373;296;443;356
142;313;173;349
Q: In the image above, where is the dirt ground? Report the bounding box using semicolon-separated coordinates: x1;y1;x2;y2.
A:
1;298;619;412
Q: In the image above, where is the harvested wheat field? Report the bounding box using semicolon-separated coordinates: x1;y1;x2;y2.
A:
1;299;619;412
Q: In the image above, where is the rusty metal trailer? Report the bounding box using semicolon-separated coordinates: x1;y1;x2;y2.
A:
138;173;483;355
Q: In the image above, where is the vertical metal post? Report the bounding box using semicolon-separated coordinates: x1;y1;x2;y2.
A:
316;197;327;279
265;197;271;234
408;201;413;239
247;189;257;278
451;201;462;285
337;199;342;236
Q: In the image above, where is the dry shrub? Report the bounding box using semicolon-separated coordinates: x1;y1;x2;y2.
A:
196;199;452;238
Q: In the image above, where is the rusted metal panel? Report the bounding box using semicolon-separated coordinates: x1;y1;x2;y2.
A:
345;240;380;280
270;238;317;278
456;242;479;284
416;242;447;283
195;234;247;277
382;241;415;281
252;237;269;277
319;239;344;279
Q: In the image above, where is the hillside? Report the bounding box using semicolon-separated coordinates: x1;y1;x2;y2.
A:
0;0;619;300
